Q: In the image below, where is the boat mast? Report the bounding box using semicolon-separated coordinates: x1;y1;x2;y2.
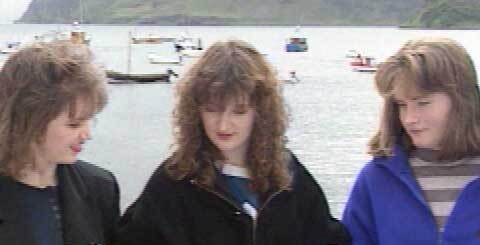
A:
79;0;84;24
127;31;132;74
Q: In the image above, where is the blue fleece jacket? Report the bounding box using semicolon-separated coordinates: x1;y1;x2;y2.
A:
342;145;480;245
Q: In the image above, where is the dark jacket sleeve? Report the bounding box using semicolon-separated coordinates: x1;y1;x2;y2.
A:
290;153;352;245
76;161;121;245
117;165;191;245
100;170;121;245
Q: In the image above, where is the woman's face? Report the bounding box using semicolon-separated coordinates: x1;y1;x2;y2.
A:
200;97;256;164
394;90;452;150
33;100;93;166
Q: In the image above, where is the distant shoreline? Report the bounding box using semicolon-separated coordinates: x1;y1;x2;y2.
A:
7;22;480;30
8;22;398;28
398;25;480;30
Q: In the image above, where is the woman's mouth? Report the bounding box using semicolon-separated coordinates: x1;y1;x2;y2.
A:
217;132;233;140
71;145;82;153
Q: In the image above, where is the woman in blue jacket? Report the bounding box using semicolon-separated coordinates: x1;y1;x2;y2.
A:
342;37;480;245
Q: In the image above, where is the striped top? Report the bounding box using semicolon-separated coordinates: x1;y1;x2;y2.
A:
409;150;480;232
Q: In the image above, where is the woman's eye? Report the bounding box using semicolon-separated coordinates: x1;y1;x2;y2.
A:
233;105;249;114
68;123;80;128
68;120;88;128
233;109;247;114
418;101;430;106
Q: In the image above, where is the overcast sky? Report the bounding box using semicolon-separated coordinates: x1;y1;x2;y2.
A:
0;0;32;24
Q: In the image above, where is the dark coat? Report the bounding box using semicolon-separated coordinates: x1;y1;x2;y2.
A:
118;152;351;245
0;160;120;245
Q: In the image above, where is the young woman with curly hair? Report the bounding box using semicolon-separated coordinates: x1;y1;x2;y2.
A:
118;39;350;245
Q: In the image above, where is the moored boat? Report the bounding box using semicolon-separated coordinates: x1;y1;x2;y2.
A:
0;41;21;54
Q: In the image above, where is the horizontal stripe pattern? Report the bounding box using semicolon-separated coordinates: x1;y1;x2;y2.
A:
416;176;475;190
409;155;480;231
410;164;480;176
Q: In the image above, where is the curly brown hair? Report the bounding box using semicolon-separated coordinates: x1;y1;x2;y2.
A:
166;39;291;193
0;40;107;177
369;37;480;160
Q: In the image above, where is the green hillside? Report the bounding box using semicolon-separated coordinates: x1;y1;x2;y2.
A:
18;0;423;25
405;0;480;28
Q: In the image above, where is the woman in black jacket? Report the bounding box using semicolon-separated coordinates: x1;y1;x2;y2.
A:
118;39;350;245
0;40;120;245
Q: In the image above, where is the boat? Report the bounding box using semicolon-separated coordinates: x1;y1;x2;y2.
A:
346;49;361;58
35;27;91;45
106;32;179;84
147;52;182;64
174;36;203;57
352;66;378;73
0;41;21;54
285;37;308;52
131;35;175;44
134;37;183;65
285;26;308;52
106;70;175;84
350;55;378;73
282;71;301;83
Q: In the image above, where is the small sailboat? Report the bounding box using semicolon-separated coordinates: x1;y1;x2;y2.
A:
106;32;177;84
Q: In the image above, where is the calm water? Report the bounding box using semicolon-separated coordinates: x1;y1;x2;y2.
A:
2;24;480;217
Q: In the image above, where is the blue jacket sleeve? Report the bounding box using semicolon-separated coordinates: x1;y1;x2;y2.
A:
342;163;379;245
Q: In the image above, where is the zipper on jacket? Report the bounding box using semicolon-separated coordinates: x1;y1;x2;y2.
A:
190;179;241;210
190;179;288;245
251;188;288;245
191;180;256;244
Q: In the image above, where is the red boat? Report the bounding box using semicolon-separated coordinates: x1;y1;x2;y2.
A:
349;54;377;73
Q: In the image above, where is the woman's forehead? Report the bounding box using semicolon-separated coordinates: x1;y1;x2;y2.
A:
204;93;251;105
390;73;426;99
67;98;97;119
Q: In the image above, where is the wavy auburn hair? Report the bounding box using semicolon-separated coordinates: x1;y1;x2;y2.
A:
369;37;480;160
166;39;291;193
0;40;107;177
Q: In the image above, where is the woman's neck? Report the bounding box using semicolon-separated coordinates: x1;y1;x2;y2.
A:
16;162;58;188
223;149;247;167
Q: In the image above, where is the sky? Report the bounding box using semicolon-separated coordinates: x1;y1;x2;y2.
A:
0;0;32;24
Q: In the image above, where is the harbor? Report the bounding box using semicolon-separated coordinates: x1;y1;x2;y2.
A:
1;25;480;217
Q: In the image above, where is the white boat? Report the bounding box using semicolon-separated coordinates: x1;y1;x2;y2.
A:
35;28;91;45
352;66;377;73
174;36;203;57
180;49;203;58
147;53;182;64
346;49;361;58
131;35;175;44
0;41;21;54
